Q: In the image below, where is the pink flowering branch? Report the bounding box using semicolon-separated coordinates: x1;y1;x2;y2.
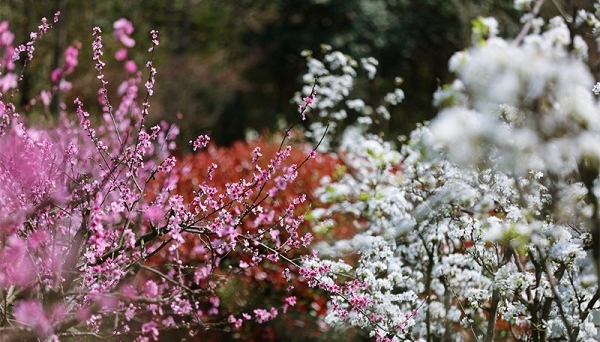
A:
0;13;339;342
0;14;59;133
298;80;317;121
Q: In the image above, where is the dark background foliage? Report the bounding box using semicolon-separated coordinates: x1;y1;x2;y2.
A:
1;0;525;146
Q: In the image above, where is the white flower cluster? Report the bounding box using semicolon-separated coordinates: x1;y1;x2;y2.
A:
295;46;404;150
431;35;600;177
514;0;534;11
302;4;600;341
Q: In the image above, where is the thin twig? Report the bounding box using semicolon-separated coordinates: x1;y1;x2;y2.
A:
513;0;546;46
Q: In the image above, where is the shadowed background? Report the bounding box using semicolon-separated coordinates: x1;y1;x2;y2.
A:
6;0;594;147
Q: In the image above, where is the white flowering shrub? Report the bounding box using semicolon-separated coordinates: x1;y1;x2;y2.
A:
293;44;404;150
300;2;600;341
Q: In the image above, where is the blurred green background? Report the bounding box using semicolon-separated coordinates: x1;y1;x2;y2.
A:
1;0;521;146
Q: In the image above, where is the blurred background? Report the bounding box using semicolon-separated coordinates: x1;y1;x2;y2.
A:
0;0;525;146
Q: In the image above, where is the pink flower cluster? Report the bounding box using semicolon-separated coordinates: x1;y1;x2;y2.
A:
299;91;316;120
0;16;321;342
190;134;210;151
50;43;80;86
0;21;17;93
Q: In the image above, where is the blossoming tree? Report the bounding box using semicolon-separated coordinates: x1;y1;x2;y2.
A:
0;14;322;341
298;1;600;341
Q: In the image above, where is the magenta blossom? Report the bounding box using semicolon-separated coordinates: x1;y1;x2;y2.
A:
50;68;62;83
63;44;79;74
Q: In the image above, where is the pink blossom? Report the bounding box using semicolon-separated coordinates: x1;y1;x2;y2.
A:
282;296;297;313
2;45;16;70
229;315;244;328
251;146;263;162
141;321;159;341
162;316;175;327
113;18;134;36
0;29;14;47
0;236;36;286
120;284;138;300
124;59;137;73
40;90;52;106
59;79;72;91
300;232;313;247
144;63;156;96
28;230;48;249
76;307;92;322
190;134;210;151
0;21;8;34
115;47;128;61
149;30;159;50
96;294;118;310
92;27;106;77
299;91;316;120
143;205;165;222
13;300;52;337
63;45;79;74
144;280;159;297
113;18;135;47
253;307;278;323
0;72;17;92
209;296;220;308
0;14;331;341
253;308;270;323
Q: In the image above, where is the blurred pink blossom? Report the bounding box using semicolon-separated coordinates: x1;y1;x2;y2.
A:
113;18;135;47
0;236;36;286
0;29;14;47
63;45;79;74
0;21;9;34
144;280;159;297
13;300;52;337
0;72;17;92
124;59;137;73
50;68;62;83
39;90;52;106
59;79;72;91
115;47;127;61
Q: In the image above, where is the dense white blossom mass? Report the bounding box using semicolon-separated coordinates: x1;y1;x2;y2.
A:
298;2;600;341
